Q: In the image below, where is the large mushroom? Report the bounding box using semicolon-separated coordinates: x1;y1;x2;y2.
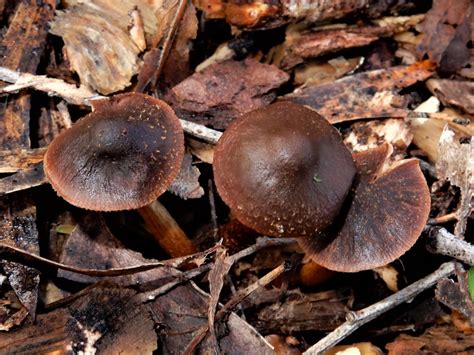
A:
213;102;431;272
44;93;184;211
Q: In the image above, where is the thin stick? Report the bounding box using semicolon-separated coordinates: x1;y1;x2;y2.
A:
303;261;457;355
427;227;474;265
0;242;217;277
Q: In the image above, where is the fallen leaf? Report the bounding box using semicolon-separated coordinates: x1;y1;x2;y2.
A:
373;265;399;292
417;0;471;73
166;58;289;129
285;61;434;123
436;272;474;326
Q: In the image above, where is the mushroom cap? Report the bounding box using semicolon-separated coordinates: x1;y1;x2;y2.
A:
44;93;184;211
213;101;356;237
298;143;431;272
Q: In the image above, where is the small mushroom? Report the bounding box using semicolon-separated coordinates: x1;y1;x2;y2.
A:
213;101;356;237
44;93;184;211
298;143;431;272
213;102;431;272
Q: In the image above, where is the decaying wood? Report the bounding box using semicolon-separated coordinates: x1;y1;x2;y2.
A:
304;262;457;354
385;323;474;354
0;163;46;195
196;0;371;29
0;287;158;354
0;148;46;173
0;0;56;149
246;289;349;334
0;197;40;318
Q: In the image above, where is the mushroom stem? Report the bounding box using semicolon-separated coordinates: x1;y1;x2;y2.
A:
298;261;335;287
138;200;197;258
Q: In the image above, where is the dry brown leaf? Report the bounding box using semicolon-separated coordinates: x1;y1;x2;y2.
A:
436;274;474;327
417;0;471;73
166;58;289;129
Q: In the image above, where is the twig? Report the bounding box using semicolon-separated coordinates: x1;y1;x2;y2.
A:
303;261;457;354
0;242;218;277
0;66;223;144
427;227;474;265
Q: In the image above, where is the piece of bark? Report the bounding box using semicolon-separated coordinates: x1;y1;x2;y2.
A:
385;324;474;354
279;26;389;70
168;152;205;199
196;0;370;29
417;0;471;74
436;275;474;327
49;4;143;94
0;148;46;173
427;79;474;115
0;163;47;195
436;127;474;237
37;101;73;147
0;0;56;149
166;58;289;129
243;289;349;334
0;287;157;354
285;61;434;123
0;196;40;318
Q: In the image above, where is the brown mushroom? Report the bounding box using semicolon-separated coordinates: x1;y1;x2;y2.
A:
213;102;431;272
213;101;356;238
44;93;184;211
298;143;431;272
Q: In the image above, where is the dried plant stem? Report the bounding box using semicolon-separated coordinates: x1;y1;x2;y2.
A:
427;227;474;265
427;212;458;225
139;200;197;258
303;261;457;355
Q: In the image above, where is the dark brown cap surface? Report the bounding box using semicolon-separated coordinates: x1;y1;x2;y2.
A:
213;101;356;237
44;93;184;211
298;143;431;272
